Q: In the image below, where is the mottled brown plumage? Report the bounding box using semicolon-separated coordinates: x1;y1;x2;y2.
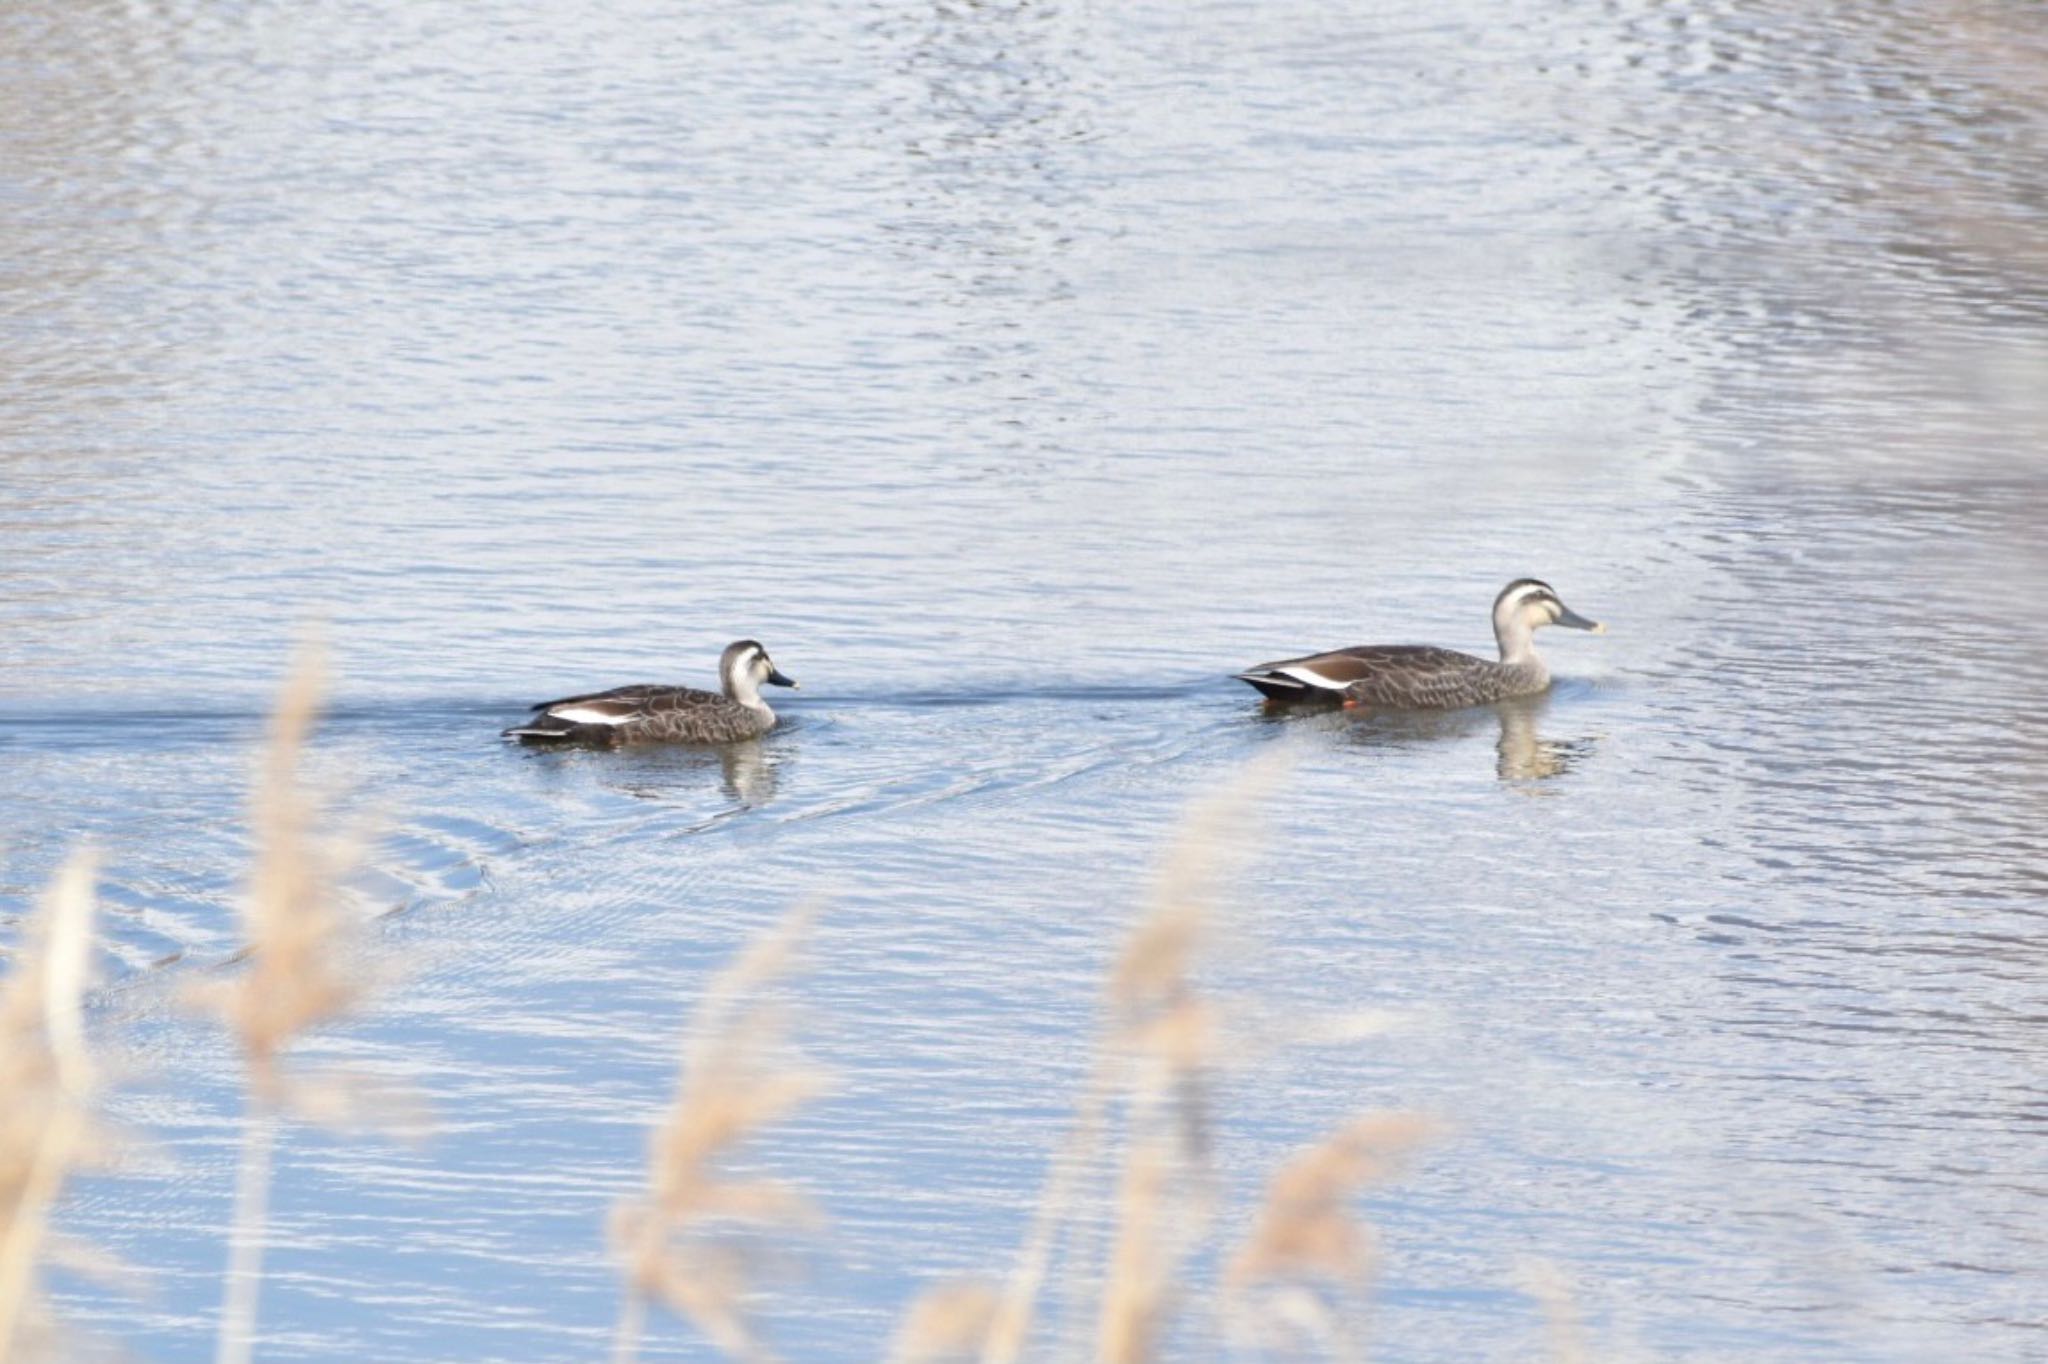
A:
1248;645;1549;709
515;683;775;745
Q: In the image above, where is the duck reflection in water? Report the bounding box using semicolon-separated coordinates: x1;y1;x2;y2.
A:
530;736;784;809
1485;693;1593;784
1264;691;1592;784
717;740;777;806
618;739;780;808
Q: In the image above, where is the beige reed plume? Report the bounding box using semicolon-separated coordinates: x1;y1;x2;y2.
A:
0;852;102;1363
890;750;1446;1364
1515;1257;1592;1364
1224;1112;1438;1359
188;644;376;1364
887;753;1289;1364
887;1282;1003;1364
610;905;828;1364
1093;753;1302;1364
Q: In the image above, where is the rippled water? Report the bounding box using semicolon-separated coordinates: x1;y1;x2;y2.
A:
3;0;2045;1359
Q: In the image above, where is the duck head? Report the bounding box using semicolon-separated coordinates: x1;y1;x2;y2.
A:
720;639;799;705
1492;579;1603;664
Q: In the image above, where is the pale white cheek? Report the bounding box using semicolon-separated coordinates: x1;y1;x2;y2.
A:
1278;664;1348;690
550;704;632;725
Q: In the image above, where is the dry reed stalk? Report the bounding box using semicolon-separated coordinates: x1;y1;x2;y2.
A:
888;748;1448;1363
609;905;828;1364
187;644;375;1364
957;753;1287;1364
970;1050;1115;1364
1096;1145;1174;1364
1515;1258;1590;1364
1095;753;1301;1364
1223;1112;1437;1359
1090;908;1216;1364
887;1280;1002;1364
0;852;101;1363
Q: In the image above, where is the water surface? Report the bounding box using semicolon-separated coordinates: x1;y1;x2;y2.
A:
3;0;2045;1360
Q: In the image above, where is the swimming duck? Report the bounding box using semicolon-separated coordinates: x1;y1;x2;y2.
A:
504;639;798;745
1234;579;1603;710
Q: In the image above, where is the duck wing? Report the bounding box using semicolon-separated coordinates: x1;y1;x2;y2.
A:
506;683;727;743
527;683;673;714
1337;646;1500;708
1234;645;1484;703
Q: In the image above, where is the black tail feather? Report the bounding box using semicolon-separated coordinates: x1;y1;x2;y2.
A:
503;718;612;744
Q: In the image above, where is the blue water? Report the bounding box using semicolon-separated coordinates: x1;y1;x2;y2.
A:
3;0;2045;1360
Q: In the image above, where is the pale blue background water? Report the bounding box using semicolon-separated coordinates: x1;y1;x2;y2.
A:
3;0;2045;1360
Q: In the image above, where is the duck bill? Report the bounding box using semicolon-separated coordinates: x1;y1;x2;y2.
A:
1554;606;1605;633
766;668;799;689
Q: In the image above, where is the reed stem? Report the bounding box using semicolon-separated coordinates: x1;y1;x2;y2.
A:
610;1288;646;1364
0;1104;85;1359
214;1104;277;1364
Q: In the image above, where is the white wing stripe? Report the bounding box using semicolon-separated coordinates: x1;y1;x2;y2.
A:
550;704;633;725
1276;664;1349;690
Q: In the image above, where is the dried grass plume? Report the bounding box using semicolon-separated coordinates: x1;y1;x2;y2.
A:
610;904;829;1364
888;1280;1002;1364
0;851;103;1363
189;643;366;1108
189;643;393;1364
1225;1113;1438;1360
